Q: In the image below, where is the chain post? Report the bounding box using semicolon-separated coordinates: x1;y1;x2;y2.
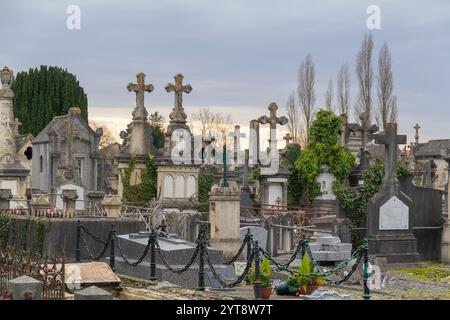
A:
110;225;116;272
253;240;262;300
245;230;253;285
150;228;157;281
300;233;306;260
197;224;206;291
362;239;371;300
75;220;81;262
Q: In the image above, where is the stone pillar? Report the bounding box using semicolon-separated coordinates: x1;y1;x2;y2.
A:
0;189;12;210
30;193;52;216
62;190;78;217
208;185;242;260
102;194;122;217
441;164;450;264
9;275;42;300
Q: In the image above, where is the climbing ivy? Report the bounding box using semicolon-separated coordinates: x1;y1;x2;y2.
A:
0;213;12;248
121;154;158;205
283;144;304;207
335;160;413;248
198;170;215;203
295;110;355;201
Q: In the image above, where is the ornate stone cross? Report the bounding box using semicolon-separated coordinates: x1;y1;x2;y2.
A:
127;72;154;121
258;103;288;152
414;123;421;145
374;122;407;183
165;73;192;124
283;133;293;148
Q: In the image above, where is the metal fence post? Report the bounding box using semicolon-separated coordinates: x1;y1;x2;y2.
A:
253;240;262;300
197;225;206;291
150;229;157;281
300;233;306;260
75;220;81;262
245;229;253;285
110;225;116;272
362;239;371;300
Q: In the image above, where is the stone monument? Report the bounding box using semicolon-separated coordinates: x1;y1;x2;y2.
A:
367;123;420;263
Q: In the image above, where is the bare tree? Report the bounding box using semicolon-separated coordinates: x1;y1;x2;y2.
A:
286;92;306;146
216;113;233;146
377;42;398;128
191;107;232;145
89;120;118;149
336;63;351;116
325;79;334;112
355;33;374;123
297;53;316;143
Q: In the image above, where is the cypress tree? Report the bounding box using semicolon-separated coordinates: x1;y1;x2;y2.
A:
11;65;88;136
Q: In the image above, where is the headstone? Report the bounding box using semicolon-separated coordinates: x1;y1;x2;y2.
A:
240;226;268;259
74;285;113;300
315;165;336;200
65;262;121;290
207;269;237;289
367;123;420;263
8;275;42;300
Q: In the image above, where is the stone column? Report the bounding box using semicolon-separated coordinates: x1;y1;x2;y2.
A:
0;189;12;210
208;185;242;260
30;193;51;216
102;194;122;217
62;190;78;217
442;161;450;264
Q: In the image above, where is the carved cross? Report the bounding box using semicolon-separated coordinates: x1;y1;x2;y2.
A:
258;103;288;129
414;123;421;145
165;73;192;122
374;123;407;182
127;72;153;120
283;133;293;148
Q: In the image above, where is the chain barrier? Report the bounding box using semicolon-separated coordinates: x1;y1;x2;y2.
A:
223;234;250;265
79;230;112;260
79;225;108;245
114;232;154;266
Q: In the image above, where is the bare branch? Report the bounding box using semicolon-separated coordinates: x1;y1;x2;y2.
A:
377;42;397;128
336;63;350;116
355;33;374;123
297;53;316;143
325;79;334;112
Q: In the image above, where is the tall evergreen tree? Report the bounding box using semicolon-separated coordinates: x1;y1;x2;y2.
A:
11;66;88;136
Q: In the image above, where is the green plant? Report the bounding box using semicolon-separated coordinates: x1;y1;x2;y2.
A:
295;110;355;201
250;167;262;183
288;254;325;293
198;170;215;203
249;257;273;287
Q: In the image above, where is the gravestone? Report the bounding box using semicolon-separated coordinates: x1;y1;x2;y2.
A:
74;285;113;300
240;226;268;259
367;123;420;263
9;275;42;300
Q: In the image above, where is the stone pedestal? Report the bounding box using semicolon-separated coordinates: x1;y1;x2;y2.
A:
62;189;78;217
102;194;122;217
74;285;113;300
9;275;42;300
0;188;12;209
208;185;242;259
30;193;51;216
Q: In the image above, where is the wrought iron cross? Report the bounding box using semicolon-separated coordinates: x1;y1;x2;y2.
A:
127;72;154;120
374;123;407;182
165;73;192;121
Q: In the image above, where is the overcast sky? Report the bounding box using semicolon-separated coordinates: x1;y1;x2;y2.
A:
1;0;449;145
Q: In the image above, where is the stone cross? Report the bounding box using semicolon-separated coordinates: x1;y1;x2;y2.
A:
283;133;293;148
257;103;288;152
165;73;192;124
414;123;421;145
374;123;407;183
231;125;245;164
127;72;154;121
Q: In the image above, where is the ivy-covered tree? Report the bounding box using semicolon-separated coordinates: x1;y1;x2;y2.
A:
12;65;88;136
295;109;355;201
283;144;304;207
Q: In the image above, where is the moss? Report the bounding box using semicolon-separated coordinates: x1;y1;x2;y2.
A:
396;265;450;283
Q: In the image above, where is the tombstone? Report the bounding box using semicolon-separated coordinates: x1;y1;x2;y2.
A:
8;275;42;300
332;218;352;244
209;184;242;260
240;226;268;259
315;165;336;200
74;285;113;300
0;189;12;209
101;194;122;217
367;123;420;263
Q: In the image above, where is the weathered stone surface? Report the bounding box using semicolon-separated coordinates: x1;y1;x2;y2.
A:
379;196;409;230
65;262;121;290
9;275;42;300
74;285;113;300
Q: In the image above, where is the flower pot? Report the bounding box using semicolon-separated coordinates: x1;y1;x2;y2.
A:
296;286;319;296
254;286;273;299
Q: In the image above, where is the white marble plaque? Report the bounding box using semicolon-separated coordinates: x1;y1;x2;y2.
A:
379;196;409;230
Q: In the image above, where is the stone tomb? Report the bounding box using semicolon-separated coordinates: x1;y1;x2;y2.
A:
112;232;235;288
239;226;268;260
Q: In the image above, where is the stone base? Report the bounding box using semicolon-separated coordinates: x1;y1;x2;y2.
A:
442;222;450;264
368;234;420;264
209;239;244;261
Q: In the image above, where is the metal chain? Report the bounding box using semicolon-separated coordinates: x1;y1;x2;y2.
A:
79;225;108;245
80;231;111;260
155;239;200;274
114;233;154;266
223;235;250;265
204;246;255;288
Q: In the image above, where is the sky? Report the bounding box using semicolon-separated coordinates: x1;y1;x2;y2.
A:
1;0;449;146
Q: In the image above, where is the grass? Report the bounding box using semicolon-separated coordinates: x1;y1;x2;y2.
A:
396;263;450;283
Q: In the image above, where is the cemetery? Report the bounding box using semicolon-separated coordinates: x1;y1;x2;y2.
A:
1;2;449;303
